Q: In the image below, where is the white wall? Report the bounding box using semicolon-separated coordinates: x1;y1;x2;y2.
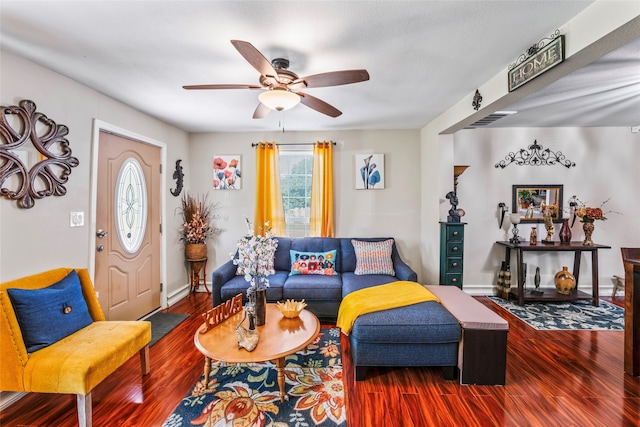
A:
0;49;191;300
454;127;640;295
187;130;424;279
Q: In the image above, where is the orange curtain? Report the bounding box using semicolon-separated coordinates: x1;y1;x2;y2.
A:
254;142;285;236
309;141;335;237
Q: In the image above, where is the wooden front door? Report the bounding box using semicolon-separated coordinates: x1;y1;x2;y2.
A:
95;130;161;320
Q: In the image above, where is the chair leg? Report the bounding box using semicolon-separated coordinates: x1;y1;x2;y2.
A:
140;345;150;375
77;393;92;427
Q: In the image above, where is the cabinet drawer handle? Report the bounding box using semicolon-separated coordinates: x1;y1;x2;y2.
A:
452;231;459;236
452;278;458;283
451;262;459;267
452;246;459;252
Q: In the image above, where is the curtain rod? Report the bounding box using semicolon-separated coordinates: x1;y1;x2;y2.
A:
251;142;336;147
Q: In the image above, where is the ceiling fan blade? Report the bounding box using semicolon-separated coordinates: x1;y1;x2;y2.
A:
231;40;278;80
290;69;370;89
253;103;270;119
298;92;342;117
183;84;261;90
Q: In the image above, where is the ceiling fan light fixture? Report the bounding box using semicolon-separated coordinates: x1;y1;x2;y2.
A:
258;89;300;111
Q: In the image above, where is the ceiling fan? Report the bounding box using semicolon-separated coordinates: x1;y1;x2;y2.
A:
183;40;370;119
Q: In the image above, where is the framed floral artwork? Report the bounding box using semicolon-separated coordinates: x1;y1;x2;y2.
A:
355;154;385;189
213;155;241;190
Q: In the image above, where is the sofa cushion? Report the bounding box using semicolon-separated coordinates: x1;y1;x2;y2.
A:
273;237;293;272
283;274;343;301
352;239;395;275
7;270;94;353
289;250;338;276
221;272;287;303
341;272;400;297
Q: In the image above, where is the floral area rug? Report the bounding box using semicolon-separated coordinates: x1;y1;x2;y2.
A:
163;328;346;427
488;297;624;330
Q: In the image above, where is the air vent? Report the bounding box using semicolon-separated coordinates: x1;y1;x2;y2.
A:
465;111;517;129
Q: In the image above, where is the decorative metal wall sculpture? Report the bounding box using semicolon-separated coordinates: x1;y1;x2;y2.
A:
0;99;79;208
472;89;482;111
494;140;575;169
170;159;184;196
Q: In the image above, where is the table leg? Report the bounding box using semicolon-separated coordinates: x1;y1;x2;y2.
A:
275;357;287;402
572;251;582;289
592;250;600;307
516;248;524;306
202;259;210;293
203;356;211;388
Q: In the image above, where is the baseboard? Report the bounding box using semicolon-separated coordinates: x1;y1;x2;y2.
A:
462;283;620;298
0;391;26;411
168;284;191;306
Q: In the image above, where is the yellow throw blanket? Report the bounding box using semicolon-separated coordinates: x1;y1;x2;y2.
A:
336;281;440;335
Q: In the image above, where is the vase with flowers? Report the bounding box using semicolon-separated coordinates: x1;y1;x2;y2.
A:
233;218;278;326
179;192;219;260
573;197;617;246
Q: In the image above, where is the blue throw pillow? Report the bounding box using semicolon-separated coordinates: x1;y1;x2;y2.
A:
7;270;94;353
289;250;338;276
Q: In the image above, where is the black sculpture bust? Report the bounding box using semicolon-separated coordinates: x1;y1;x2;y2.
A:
446;191;460;223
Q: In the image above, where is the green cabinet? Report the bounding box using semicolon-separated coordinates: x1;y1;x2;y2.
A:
439;222;466;288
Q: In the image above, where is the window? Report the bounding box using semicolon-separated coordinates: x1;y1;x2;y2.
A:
280;150;313;237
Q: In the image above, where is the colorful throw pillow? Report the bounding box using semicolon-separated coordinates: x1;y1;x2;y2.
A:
7;269;94;353
352;239;396;275
289;250;338;276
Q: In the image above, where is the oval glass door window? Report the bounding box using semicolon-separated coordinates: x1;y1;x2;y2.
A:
115;157;148;253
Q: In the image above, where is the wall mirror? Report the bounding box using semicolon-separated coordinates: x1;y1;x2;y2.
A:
512;184;563;223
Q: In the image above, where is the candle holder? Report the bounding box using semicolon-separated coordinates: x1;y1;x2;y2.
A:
509;213;521;244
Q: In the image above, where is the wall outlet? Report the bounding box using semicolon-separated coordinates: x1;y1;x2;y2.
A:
70;211;84;227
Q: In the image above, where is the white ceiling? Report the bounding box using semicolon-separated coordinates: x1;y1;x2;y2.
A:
1;1;638;133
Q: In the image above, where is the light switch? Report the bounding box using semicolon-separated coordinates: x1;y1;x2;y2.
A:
70;211;85;227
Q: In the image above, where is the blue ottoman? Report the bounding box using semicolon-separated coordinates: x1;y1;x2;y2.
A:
349;301;461;381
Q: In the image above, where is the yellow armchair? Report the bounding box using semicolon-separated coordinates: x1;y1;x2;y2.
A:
0;268;151;427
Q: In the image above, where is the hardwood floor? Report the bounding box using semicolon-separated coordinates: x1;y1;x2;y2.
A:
1;293;638;426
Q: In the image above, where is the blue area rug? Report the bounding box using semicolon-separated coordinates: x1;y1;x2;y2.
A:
162;328;346;427
488;297;624;330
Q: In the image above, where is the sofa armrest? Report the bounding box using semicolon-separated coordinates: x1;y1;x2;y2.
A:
393;255;418;282
211;259;238;306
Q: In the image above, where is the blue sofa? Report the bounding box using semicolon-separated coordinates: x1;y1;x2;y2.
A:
211;237;417;319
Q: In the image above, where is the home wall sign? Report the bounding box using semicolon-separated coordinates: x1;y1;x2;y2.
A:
0;99;79;208
494;140;575;169
508;32;564;92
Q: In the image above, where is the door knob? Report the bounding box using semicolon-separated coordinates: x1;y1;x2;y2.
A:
97;244;104;252
96;229;108;238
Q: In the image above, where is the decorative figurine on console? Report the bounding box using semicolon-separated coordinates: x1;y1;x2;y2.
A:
530;266;543;296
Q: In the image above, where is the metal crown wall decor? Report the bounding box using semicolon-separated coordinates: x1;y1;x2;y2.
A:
494;140;575;169
0;99;79;208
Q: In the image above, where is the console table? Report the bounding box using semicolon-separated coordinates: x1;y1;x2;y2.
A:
495;241;611;306
621;248;640;377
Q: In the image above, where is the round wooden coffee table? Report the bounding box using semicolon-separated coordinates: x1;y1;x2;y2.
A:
194;303;320;402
